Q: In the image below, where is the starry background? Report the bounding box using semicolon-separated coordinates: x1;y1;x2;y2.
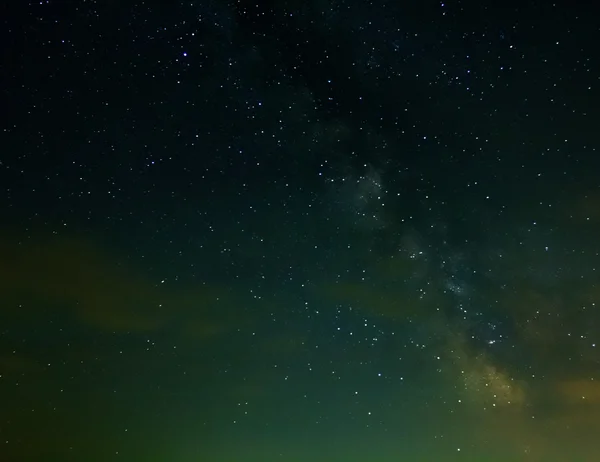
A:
2;0;600;461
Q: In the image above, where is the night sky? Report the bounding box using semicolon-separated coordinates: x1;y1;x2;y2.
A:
2;0;600;460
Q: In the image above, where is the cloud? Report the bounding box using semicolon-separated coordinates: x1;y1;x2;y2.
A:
557;379;600;405
569;191;600;222
0;352;42;375
0;231;233;337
